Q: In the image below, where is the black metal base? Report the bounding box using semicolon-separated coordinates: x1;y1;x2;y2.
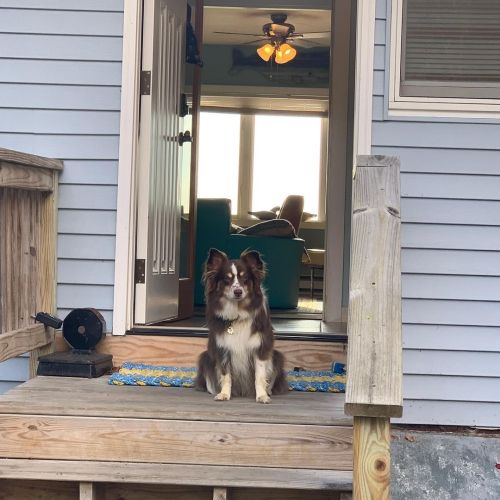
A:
37;350;113;378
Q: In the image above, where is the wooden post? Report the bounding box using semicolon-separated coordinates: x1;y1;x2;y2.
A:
0;148;62;372
213;487;228;500
79;482;103;500
345;156;402;500
30;169;59;377
353;417;390;499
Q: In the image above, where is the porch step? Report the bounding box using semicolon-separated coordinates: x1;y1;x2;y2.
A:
0;460;353;491
0;376;353;492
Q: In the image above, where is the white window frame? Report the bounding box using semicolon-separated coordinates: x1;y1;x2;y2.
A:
199;110;328;229
389;0;500;119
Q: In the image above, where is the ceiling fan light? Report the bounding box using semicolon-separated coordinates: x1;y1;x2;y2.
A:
257;43;275;62
275;43;297;64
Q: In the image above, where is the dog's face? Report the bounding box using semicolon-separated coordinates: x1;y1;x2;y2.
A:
203;248;265;303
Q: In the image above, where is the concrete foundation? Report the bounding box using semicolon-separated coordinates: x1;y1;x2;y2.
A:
391;429;500;499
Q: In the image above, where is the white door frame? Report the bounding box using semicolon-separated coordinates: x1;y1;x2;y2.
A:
113;0;376;333
113;1;143;335
353;0;376;158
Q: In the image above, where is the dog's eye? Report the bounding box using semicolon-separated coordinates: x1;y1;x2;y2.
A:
239;272;245;277
226;273;233;279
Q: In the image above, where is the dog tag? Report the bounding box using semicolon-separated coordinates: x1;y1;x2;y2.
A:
227;325;234;335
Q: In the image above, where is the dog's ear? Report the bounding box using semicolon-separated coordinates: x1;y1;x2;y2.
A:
241;250;265;279
205;248;228;272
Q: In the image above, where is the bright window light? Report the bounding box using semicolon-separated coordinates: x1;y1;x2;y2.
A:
252;114;322;215
197;112;241;214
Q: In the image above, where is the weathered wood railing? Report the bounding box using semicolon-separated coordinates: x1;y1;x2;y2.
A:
0;147;62;376
345;155;402;499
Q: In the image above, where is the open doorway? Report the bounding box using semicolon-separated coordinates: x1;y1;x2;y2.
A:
129;0;354;337
195;4;330;318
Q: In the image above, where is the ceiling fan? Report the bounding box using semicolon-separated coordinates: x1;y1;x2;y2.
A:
214;13;330;64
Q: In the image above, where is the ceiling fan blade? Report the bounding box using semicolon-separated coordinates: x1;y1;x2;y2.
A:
239;38;271;46
213;31;263;36
291;38;322;47
298;31;331;39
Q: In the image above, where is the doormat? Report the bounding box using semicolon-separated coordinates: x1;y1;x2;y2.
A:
109;361;346;393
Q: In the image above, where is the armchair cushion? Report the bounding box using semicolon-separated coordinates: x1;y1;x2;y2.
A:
238;219;296;238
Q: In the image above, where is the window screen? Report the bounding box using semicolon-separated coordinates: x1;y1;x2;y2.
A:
401;0;500;99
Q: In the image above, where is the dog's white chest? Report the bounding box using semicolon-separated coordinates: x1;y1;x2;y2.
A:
216;320;261;373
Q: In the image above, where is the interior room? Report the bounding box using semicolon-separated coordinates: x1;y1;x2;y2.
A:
194;1;330;317
132;0;352;337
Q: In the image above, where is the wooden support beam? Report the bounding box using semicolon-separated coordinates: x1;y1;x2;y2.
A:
0;150;59;372
79;482;103;500
213;487;228;500
0;147;63;171
0;459;353;491
29;338;55;378
0;324;52;363
29;169;58;378
0;161;54;191
345;155;402;418
352;417;390;500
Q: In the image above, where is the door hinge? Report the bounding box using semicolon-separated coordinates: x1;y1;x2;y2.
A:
140;70;151;95
135;259;145;284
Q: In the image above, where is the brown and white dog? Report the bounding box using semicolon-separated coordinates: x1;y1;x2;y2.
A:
195;248;288;403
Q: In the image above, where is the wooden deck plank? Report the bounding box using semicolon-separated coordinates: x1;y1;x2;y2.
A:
0;459;353;491
0;376;351;426
0;414;352;470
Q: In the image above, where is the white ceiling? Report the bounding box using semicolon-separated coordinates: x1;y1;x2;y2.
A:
203;7;331;47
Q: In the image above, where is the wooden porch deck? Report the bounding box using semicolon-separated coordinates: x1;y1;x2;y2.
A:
0;376;353;498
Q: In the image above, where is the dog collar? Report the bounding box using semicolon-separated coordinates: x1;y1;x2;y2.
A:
222;317;238;335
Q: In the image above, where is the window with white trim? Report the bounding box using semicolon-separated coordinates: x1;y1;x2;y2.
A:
401;0;500;99
389;0;500;116
197;110;327;224
198;112;241;214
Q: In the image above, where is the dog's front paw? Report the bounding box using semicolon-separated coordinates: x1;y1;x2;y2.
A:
214;392;231;401
256;393;271;404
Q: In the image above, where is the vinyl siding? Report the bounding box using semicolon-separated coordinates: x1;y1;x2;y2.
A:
375;0;500;426
0;0;123;393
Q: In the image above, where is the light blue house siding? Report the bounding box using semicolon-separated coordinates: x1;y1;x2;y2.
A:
1;0;499;430
0;0;123;391
374;0;500;426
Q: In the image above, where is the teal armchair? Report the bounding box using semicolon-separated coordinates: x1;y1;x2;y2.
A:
194;198;305;308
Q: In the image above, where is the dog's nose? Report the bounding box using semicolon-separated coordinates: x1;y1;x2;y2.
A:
233;288;243;298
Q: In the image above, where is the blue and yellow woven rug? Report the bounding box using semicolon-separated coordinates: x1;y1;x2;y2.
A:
109;361;346;393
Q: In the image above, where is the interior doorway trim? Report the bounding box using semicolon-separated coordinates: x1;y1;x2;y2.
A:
113;1;143;335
